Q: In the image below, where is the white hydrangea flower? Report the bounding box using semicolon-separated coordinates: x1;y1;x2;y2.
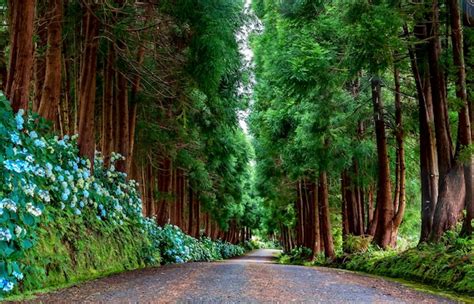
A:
0;199;17;212
26;203;42;217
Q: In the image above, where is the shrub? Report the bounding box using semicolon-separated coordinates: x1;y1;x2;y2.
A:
343;234;373;254
277;246;313;265
146;224;245;264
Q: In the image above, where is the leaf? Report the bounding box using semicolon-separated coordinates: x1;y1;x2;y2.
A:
0;242;15;258
22;214;36;226
20;239;33;250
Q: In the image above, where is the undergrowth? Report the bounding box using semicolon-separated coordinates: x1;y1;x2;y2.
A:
340;232;474;295
276;232;473;295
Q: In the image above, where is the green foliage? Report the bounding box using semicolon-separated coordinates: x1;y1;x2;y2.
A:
277;246;313;265
243;237;280;251
342;233;474;295
343;235;373;254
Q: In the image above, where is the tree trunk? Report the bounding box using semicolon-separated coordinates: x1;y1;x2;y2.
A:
38;0;63;124
115;68;129;173
371;77;394;249
33;3;47;112
391;66;406;247
428;0;468;241
188;186;194;235
6;0;35;112
77;4;100;164
447;0;474;237
313;181;321;255
128;46;145;172
406;22;440;242
318;172;335;259
101;45;115;167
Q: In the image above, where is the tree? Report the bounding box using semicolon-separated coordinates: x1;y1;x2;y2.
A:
5;0;35;112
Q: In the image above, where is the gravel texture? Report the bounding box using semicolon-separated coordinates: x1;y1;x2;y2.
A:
18;249;455;303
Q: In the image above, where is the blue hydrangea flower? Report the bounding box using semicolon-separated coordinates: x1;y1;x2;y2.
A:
15;110;24;130
10;133;21;145
0;228;12;241
0;277;14;292
33;139;46;148
29;131;38;139
61;192;69;201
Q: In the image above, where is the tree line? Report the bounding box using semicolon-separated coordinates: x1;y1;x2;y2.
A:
251;0;474;257
0;0;261;243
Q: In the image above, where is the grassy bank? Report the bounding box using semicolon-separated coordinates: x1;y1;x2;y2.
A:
277;233;474;296
340;234;474;295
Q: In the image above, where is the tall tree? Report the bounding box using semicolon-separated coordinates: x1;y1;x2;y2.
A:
5;0;35;112
38;0;63;123
77;3;100;163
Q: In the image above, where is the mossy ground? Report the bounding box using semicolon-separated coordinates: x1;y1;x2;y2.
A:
340;245;474;295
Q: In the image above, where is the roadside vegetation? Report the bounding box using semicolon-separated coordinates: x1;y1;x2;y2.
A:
0;95;244;298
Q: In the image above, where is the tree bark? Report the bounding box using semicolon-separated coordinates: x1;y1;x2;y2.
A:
77;4;100;164
428;0;469;241
115;68;130;173
318;172;335;259
38;0;63;124
101;45;115;167
33;3;47;112
371;77;394;249
128;46;145;173
391;66;406;247
447;0;474;237
6;0;35;112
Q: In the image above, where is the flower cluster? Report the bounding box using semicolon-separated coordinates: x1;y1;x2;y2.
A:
150;224;245;264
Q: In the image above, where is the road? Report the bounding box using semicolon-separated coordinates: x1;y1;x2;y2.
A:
24;249;454;303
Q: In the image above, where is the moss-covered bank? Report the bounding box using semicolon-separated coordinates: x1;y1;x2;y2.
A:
339;235;474;295
19;217;156;294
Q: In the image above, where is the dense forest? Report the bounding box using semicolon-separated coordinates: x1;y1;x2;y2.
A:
251;0;473;252
0;0;473;299
1;0;260;241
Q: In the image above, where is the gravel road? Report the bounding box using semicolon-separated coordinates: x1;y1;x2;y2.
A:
21;249;456;303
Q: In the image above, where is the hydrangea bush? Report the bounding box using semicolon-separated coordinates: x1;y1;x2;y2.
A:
154;225;245;264
0;92;245;297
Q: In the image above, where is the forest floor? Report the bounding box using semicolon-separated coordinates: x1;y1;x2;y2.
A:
15;249;457;303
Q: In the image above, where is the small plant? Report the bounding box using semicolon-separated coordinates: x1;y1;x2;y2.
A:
278;246;313;265
343;234;373;254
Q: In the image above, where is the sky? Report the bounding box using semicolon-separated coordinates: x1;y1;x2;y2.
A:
237;0;262;135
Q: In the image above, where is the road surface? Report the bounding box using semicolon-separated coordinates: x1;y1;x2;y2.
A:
23;249;454;303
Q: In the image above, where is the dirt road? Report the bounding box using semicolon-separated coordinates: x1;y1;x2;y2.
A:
24;249;455;303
